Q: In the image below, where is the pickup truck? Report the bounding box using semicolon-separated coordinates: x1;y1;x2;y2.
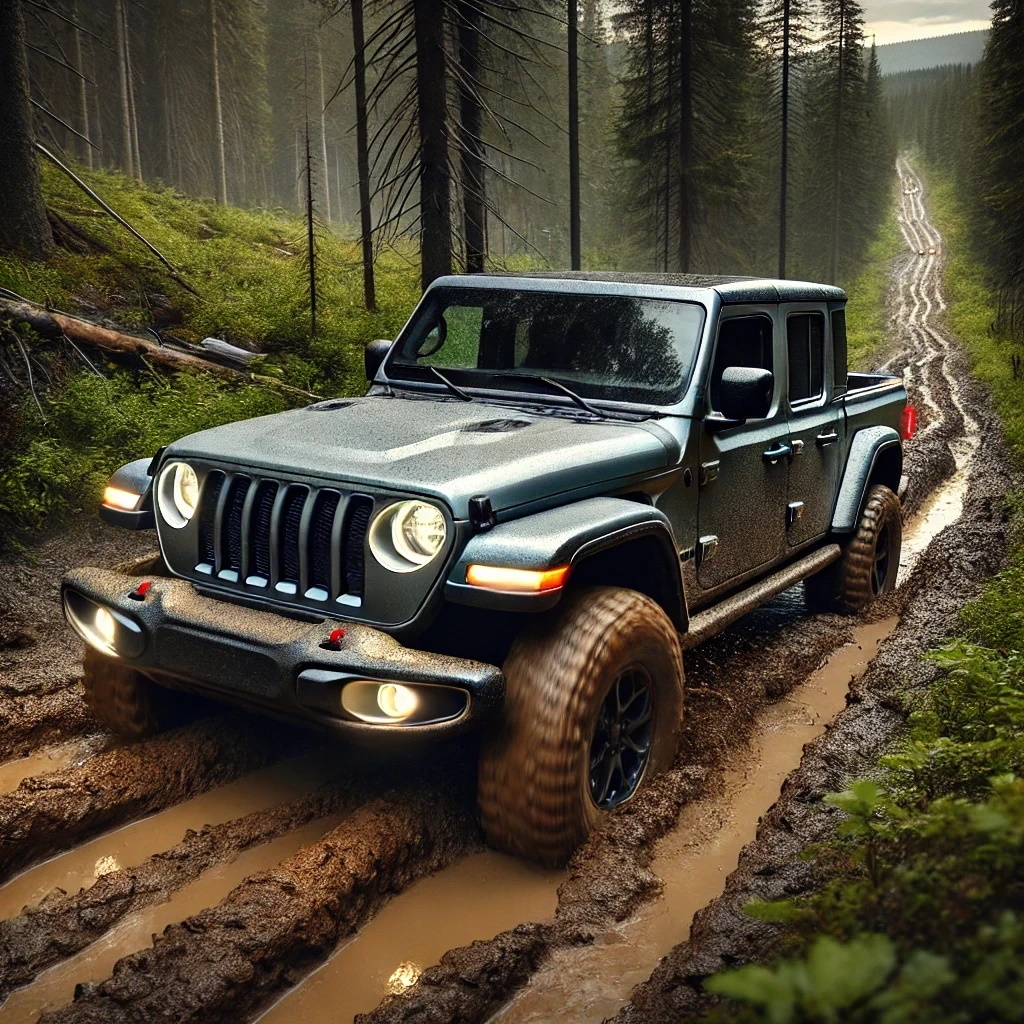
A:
62;272;911;865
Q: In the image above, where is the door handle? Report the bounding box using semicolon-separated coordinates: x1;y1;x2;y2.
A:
762;441;792;464
815;430;839;446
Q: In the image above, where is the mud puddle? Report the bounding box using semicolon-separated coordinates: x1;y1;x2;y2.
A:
492;615;897;1024
0;742;343;919
1;814;345;1024
258;850;564;1024
0;736;107;796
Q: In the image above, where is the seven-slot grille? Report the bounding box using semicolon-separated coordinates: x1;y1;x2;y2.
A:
194;470;374;606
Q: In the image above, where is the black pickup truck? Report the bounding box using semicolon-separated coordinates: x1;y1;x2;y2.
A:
63;272;911;864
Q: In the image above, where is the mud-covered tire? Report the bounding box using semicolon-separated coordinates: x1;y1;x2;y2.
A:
478;587;684;866
81;648;193;740
804;484;902;614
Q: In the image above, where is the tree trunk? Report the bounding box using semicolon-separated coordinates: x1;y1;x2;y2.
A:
114;0;135;176
123;2;142;178
677;0;693;273
414;0;452;287
778;0;790;278
210;0;228;204
0;0;53;260
830;0;846;283
71;0;92;170
568;0;581;270
351;0;376;310
316;39;332;223
457;0;486;274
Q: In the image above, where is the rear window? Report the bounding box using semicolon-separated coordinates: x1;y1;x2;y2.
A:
787;313;825;403
389;287;706;406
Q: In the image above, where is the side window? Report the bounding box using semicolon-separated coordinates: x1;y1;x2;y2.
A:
787;313;825;404
710;315;774;412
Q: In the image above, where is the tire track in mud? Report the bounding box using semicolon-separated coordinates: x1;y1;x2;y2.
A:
0;714;300;888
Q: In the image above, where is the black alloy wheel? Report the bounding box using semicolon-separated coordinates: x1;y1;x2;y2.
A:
589;665;654;809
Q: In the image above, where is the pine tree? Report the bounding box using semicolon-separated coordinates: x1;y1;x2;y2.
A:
0;0;54;259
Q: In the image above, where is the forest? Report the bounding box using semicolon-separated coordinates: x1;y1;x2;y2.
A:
0;0;899;294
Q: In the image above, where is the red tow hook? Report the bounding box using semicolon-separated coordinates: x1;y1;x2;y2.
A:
320;627;346;651
128;580;153;601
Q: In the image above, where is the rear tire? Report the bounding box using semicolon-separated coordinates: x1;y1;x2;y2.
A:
81;649;195;740
804;483;902;613
478;587;683;866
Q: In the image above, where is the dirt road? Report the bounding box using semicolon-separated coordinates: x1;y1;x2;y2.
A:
0;155;1013;1024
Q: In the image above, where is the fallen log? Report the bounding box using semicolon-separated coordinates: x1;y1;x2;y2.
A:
0;294;320;401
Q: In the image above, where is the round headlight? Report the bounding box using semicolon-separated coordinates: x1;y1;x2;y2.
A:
158;462;200;529
369;500;447;572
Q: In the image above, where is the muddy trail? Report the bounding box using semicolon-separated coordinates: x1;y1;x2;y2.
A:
0;154;1013;1024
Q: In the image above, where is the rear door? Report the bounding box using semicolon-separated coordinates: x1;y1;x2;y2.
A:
697;307;791;590
783;307;842;546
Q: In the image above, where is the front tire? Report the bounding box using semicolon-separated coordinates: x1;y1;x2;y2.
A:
478;587;684;866
81;649;194;740
805;483;902;613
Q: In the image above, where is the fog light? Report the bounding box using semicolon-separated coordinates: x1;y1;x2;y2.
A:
94;607;117;648
377;683;417;719
102;486;140;511
62;590;146;659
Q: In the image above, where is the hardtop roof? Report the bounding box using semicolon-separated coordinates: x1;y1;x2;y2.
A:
435;270;846;305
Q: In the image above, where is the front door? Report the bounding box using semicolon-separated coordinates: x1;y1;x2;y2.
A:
784;308;842;546
697;309;791;591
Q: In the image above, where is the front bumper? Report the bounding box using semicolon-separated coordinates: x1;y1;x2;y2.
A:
61;567;504;740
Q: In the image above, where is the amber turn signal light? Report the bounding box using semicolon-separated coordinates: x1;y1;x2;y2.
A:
103;486;141;511
465;564;570;593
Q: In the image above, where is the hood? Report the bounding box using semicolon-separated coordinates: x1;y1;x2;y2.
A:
167;395;678;518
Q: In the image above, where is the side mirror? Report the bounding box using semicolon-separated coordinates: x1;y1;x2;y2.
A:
364;339;391;382
718;366;773;421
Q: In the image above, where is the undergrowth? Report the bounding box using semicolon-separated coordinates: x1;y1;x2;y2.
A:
845;187;905;372
0;165;423;546
703;168;1024;1023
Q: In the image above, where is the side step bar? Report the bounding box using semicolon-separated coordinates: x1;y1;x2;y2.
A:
681;544;842;650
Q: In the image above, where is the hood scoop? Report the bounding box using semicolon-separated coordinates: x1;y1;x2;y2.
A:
307;399;356;412
461;418;533;434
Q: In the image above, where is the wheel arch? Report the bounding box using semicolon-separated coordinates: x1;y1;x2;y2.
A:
832;426;903;533
445;496;688;631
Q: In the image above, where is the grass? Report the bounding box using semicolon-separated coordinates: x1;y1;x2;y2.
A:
700;169;1024;1023
844;189;905;372
0;165;425;545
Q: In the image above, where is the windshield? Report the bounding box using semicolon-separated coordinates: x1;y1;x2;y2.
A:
388;287;706;406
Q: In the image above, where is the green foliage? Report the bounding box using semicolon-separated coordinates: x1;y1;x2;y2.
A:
0;374;287;537
0;167;426;545
844;204;904;370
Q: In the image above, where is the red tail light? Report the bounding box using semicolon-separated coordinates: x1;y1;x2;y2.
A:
900;405;917;441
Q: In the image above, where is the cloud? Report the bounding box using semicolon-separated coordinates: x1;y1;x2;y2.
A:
862;0;991;44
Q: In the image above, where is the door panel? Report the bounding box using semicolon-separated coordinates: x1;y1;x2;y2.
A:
784;309;841;546
697;309;790;590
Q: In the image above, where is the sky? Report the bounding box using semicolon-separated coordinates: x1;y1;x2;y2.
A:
862;0;992;44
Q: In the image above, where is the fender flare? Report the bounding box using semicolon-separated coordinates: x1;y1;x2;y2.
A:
832;426;902;533
99;457;156;530
445;496;687;629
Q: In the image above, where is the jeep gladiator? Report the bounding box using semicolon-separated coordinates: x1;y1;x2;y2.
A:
63;272;910;864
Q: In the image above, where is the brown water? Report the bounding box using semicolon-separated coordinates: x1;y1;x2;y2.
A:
0;735;107;796
491;615;898;1024
1;814;344;1024
0;744;343;920
257;849;564;1024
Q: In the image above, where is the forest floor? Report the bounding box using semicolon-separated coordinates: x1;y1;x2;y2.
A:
0;156;1015;1024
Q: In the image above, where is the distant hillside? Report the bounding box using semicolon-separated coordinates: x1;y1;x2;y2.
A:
875;30;989;74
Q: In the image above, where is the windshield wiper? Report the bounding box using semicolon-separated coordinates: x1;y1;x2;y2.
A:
426;365;473;402
486;372;606;418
